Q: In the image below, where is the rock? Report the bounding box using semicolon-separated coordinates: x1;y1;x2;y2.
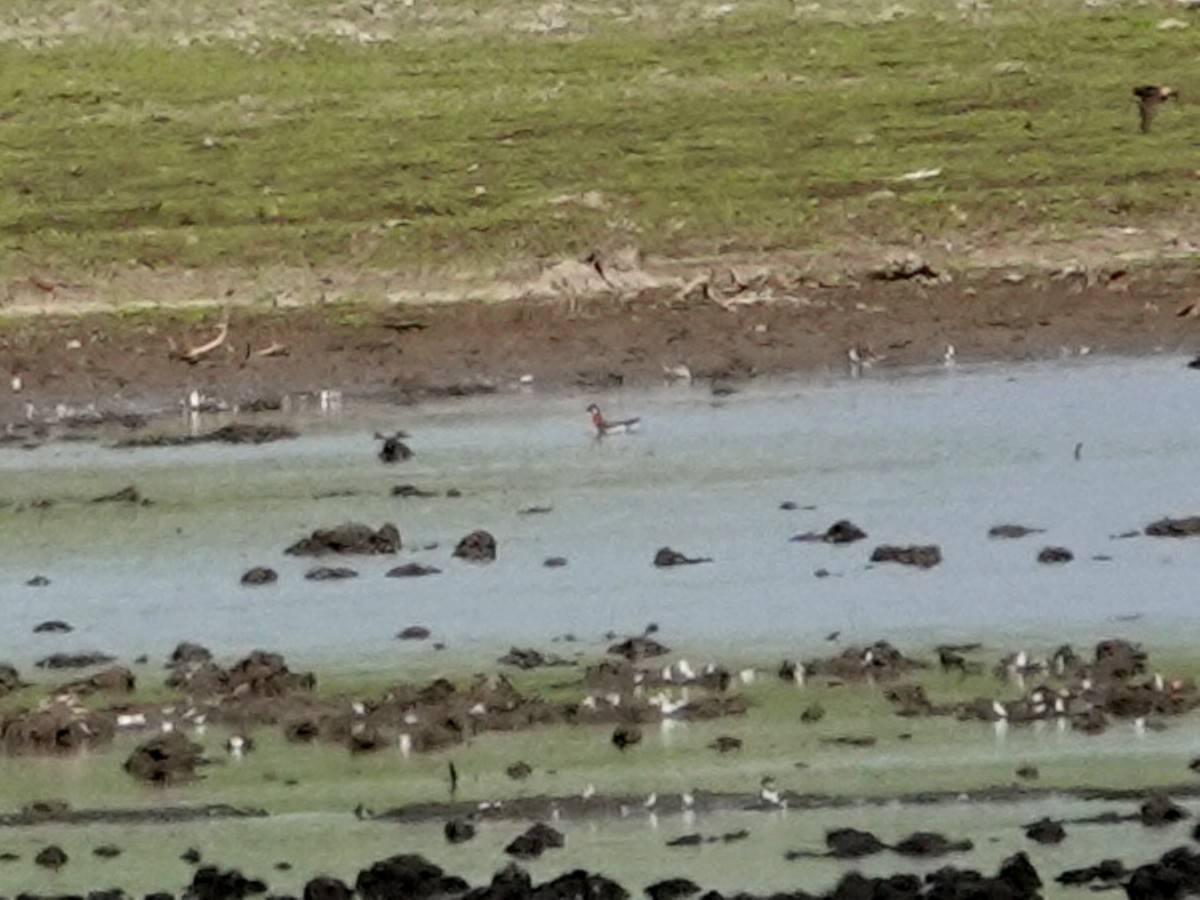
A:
1037;546;1073;564
645;879;701;900
356;854;462;900
988;524;1044;539
870;254;939;282
124;732;207;784
1140;792;1188;826
377;432;413;463
653;547;712;567
869;545;942;568
444;818;477;844
26;575;50;586
182;847;203;864
544;556;569;568
792;520;868;544
36;651;115;669
304;875;354;900
611;724;642;750
34;845;67;871
607;635;670;661
305;566;359;581
286;523;401;556
1015;765;1039;780
1024;818;1066;844
33;620;72;634
1146;516;1200;537
667;834;704;847
386;563;441;578
397;626;432;641
505;823;566;860
241;567;278;586
825;828;886;858
93;843;123;858
891;831;973;856
453;530;497;562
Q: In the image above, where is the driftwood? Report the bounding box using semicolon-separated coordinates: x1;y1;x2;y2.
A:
168;317;230;364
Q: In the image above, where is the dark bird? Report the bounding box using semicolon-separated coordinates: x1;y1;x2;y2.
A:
708;735;743;753
611;724;643;751
1134;85;1177;134
375;431;413;463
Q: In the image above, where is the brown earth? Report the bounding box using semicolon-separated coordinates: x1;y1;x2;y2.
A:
2;258;1200;425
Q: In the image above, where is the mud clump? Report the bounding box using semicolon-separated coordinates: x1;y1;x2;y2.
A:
870;544;942;568
356;854;467;900
387;563;441;578
1025;818;1067;844
124;732;208;784
0;663;21;697
34;845;67;871
0;703;115;754
891;831;974;857
287;522;401;556
33;620;73;634
303;875;354;900
1145;516;1200;537
989;524;1044;539
825;827;886;858
36;651;115;669
791;519;867;544
117;422;297;448
305;566;359;581
64;665;136;695
453;530;496;562
498;647;572;670
646;878;701;900
1140;792;1188;827
653;547;712;567
186;865;268;900
91;485;144;504
241;566;278;586
505;822;565;860
1037;546;1074;564
607;635;671;661
444;818;476;844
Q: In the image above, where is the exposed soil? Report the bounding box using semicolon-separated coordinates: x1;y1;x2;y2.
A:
3;259;1200;425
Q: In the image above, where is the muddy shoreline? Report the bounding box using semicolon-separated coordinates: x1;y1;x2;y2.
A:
2;262;1199;425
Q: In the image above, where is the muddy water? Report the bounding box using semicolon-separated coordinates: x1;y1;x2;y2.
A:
1;356;1200;670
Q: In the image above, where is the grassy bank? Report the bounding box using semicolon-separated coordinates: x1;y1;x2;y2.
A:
0;0;1195;296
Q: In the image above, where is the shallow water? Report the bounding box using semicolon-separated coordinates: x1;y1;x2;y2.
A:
2;356;1200;671
4;356;1200;894
2;791;1196;897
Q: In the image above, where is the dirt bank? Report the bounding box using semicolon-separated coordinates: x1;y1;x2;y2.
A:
2;258;1198;424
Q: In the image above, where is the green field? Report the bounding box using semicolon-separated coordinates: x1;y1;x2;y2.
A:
0;0;1195;296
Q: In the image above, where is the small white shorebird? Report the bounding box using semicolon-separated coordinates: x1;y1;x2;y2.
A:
759;776;785;808
587;403;640;437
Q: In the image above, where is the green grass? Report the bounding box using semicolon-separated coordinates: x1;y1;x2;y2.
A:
0;0;1195;292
